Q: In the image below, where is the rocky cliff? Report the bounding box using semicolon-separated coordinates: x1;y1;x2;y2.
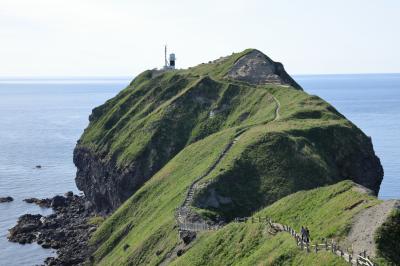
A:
73;49;383;214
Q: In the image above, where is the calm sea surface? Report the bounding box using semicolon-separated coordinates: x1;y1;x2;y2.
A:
296;74;400;200
0;74;399;265
0;79;124;266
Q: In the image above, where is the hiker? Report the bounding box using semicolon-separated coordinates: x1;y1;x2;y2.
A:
305;227;310;243
300;226;306;242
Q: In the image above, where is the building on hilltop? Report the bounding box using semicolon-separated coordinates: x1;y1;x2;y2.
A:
163;45;176;70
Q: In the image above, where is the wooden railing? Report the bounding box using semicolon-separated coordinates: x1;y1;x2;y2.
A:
175;215;374;265
235;216;375;266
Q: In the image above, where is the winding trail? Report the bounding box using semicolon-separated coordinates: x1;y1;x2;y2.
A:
176;95;280;231
168;94;385;266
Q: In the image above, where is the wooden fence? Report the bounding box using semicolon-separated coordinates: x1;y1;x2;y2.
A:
236;216;375;266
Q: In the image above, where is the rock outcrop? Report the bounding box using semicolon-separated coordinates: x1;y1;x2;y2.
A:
9;193;98;265
0;196;13;203
74;146;151;213
225;49;303;90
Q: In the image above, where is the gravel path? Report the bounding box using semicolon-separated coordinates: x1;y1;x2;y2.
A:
346;199;400;256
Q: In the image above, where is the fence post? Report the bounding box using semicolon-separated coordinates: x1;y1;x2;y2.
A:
315;243;318;253
325;239;328;251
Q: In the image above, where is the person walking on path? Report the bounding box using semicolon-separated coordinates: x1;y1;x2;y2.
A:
305;227;310;243
301;226;306;242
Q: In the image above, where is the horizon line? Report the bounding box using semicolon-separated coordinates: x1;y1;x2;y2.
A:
0;72;400;80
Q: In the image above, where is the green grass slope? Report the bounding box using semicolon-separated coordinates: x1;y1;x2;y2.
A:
91;179;387;265
375;208;400;265
75;49;382;212
192;86;382;220
172;181;382;266
78;49;386;265
90;129;236;265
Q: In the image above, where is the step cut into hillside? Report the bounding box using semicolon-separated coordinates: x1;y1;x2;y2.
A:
74;48;383;214
225;49;303;90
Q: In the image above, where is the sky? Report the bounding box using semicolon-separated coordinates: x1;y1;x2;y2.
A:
0;0;399;77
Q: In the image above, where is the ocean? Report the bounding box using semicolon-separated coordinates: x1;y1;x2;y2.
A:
296;74;400;200
0;74;399;265
0;79;125;265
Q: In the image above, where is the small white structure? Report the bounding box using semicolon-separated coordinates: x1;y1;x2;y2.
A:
169;53;176;68
163;45;176;70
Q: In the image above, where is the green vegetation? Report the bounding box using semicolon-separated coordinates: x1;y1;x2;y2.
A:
88;216;106;226
192;85;378;220
79;49;386;265
174;230;348;266
375;209;400;265
89;130;235;265
91;180;382;265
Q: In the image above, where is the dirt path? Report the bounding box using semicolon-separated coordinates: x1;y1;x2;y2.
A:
346;199;400;257
272;96;280;121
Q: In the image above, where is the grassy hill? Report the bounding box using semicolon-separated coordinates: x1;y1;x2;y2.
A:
74;49;382;212
73;49;388;265
90;179;397;265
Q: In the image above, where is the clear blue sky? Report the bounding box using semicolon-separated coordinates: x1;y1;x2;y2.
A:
1;0;399;77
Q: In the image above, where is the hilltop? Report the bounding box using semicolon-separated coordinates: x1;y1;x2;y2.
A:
69;49;398;265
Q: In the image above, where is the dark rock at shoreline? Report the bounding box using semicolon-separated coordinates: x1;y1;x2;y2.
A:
0;196;13;203
50;195;66;208
9;193;100;265
24;197;52;208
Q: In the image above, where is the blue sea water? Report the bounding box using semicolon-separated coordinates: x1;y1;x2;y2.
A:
296;74;400;200
0;74;399;265
0;79;124;266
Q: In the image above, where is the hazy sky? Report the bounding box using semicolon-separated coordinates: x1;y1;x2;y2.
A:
1;0;399;77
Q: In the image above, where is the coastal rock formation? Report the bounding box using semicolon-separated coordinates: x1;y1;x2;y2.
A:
0;196;13;203
225;49;303;90
73;146;149;213
73;48;383;216
9;193;98;265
